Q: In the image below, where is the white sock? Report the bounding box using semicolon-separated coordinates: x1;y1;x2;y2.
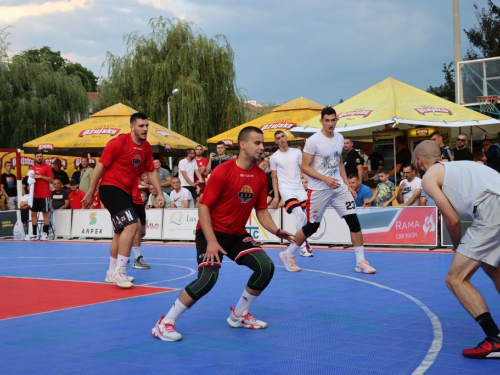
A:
132;246;141;259
234;290;257;316
292;207;307;248
108;257;117;272
165;298;189;321
286;242;300;258
115;255;129;271
354;246;365;263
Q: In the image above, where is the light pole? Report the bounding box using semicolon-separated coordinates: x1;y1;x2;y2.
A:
167;88;180;170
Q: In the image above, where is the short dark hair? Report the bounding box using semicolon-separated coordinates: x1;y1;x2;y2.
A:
238;126;263;144
216;141;226;147
321;106;337;119
4;161;11;167
395;135;406;146
344;136;353;142
35;151;43;156
429;131;441;138
130;112;148;124
378;167;390;175
402;163;415;171
196;144;204;149
347;173;359;180
274;130;285;138
186;148;195;155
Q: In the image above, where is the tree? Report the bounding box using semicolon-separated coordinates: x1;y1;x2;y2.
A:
464;0;500;60
0;34;90;148
96;17;245;143
427;62;455;101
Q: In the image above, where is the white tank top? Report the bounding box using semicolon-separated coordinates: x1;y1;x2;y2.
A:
440;161;500;218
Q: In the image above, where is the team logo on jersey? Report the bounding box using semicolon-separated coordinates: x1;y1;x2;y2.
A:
238;185;254;203
132;154;142;167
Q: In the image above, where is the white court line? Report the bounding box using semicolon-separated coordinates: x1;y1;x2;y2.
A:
288;266;443;375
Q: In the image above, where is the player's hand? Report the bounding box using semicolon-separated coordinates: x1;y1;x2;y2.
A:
275;229;294;242
81;191;93;209
348;187;357;199
157;195;165;208
269;197;279;209
324;177;340;189
203;240;227;265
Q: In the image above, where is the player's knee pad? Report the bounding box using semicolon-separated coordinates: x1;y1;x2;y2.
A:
344;214;361;233
302;221;321;238
237;250;275;291
185;265;220;301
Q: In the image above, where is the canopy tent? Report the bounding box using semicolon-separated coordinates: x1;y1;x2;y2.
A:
291;77;500;140
207;97;324;148
23;103;200;156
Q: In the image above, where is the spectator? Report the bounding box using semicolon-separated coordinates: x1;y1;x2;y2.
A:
206;141;232;175
453;134;474;161
79;157;94;193
419;188;436;206
140;190;148;205
71;164;81;184
138;173;152;190
52;158;70;188
178;148;203;202
22;174;29;195
361;143;384;172
68;180;86;209
19;191;30;240
301;174;308;191
348;173;375;207
146;185;171;209
51;179;70;209
170;177;195;208
153;158;172;195
1;161;18;209
482;134;500;173
369;168;396;207
343;136;363;181
396;164;422;206
30;151;54;240
389;135;412;179
430;131;454;161
194;144;208;181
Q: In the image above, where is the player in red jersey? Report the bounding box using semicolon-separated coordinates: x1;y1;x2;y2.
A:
30;151;54;240
152;126;294;342
82;113;164;288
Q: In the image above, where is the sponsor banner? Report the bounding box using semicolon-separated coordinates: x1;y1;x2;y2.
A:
0;211;17;238
53;210;72;238
162;209;198;241
245;209;281;243
259;122;296;131
78;128;120;137
143;209;163;240
155;129;178;139
71;209;113;238
414;107;452;115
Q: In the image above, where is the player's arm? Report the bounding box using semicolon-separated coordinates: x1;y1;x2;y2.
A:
405;188;421;207
422;171;461;249
270;170;280;208
255;208;294;241
82;162;104;208
147;170;164;207
198;202;227;264
301;152;341;189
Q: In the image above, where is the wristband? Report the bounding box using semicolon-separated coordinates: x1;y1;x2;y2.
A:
275;228;280;236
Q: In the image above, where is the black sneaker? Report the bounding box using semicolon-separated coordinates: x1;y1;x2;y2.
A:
133;255;150;269
462;336;500;359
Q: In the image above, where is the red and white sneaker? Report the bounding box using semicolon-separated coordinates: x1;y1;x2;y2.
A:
462;336;500;359
299;241;314;257
227;307;267;329
355;260;376;274
152;316;182;342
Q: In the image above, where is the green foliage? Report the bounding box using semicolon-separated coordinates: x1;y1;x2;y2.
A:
464;0;500;60
96;17;245;144
0;36;90;148
427;62;455;101
244;101;276;123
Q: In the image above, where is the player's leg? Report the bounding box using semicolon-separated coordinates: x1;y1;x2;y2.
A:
152;228;225;341
225;234;274;329
331;185;375;274
132;203;150;269
30;199;40;240
40;203;51;240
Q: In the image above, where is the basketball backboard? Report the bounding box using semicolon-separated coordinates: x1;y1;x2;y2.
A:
457;56;500;106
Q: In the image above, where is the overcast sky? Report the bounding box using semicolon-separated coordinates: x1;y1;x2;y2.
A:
0;0;493;106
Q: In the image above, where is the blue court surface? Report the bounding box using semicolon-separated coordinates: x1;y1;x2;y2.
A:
1;241;499;374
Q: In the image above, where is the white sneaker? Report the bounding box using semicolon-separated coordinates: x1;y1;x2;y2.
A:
152;316;182;341
227;307;267;329
108;266;134;288
299;241;314;257
355;260;376;274
24;234;33;241
105;270;134;283
279;251;301;272
40;232;49;241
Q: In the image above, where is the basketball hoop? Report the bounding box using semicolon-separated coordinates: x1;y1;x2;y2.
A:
477;95;499;113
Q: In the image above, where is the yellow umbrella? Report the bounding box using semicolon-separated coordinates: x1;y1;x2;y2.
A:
207;97;324;147
292;77;500;137
23;103;200;156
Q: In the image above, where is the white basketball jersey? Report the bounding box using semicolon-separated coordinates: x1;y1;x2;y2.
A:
270;148;303;191
440;161;500;218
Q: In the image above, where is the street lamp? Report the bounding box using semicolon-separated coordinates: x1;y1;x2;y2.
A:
167;88;180;170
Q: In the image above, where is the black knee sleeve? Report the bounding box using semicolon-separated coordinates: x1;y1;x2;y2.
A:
302;221;321;238
185;265;220;301
344;213;361;233
237;251;275;291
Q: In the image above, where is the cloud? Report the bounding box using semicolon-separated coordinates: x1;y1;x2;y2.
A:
0;0;91;23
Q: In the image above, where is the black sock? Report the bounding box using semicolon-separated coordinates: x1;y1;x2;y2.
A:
475;312;500;338
32;224;38;236
43;225;49;234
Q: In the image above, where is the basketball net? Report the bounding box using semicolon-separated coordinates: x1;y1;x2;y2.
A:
477;95;499;113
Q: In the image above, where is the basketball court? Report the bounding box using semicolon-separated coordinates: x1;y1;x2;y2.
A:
1;241;499;374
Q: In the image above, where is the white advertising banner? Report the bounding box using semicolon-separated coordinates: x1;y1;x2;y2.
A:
71;209;113;238
162;209;198;241
143;209;163;240
245;209;281;243
53;210;72;238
